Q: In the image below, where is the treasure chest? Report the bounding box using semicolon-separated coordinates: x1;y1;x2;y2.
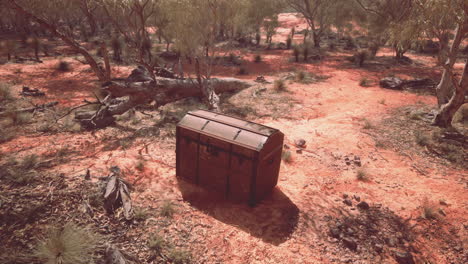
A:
176;110;284;205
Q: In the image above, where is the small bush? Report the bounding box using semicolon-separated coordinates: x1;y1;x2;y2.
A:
0;82;13;102
354;50;368;67
11;112;33;125
378;99;386;105
21;154;39;170
0;129;15;143
293;46;300;62
286;37;292;49
160;200;176;218
35;223;98;264
303;44;309;61
281;150;292;163
359;78;372;87
273;79;286;92
356;168;370;181
134;207;149;221
237;66;248;75
253;54;262;63
421;199;439;220
295;71;307;83
135;160;145;172
88;188;104;208
57;61;71;72
415;131;430;146
167;248;191;264
363;119;373;129
148;234;165;253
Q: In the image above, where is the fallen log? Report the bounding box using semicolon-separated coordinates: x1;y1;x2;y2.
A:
0;101;58;117
75;66;253;129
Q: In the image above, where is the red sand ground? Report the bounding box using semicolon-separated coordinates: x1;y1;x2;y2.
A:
1;13;466;264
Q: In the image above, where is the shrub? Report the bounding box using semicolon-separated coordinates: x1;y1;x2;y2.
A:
281;150;292;163
134;207;149;221
295;71;309;83
254;54;262;63
303;44;309;61
415;131;430;146
0;129;15;143
293;46;300;62
160;200;176;218
273;79;286;92
421;199;439;220
0;82;13;102
10;112;32;126
148;234;165;253
57;61;71;72
35;223;98;264
167;248;191;264
237;66;248;75
21;154;39;170
359;78;372;87
354;50;368;67
135;160;145;172
363;119;373;129
286;37;292;49
356;168;370;181
378;99;386;105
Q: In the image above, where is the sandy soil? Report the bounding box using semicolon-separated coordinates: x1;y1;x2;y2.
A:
0;13;466;264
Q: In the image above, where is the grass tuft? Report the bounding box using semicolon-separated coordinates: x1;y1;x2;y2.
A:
57;61;71;72
0;82;14;102
415;131;430;146
160;200;176;218
281;150;292;163
359;78;372;87
421;199;439;220
167;248;191;264
254;54;262;63
273;79;287;92
148;234;165;253
35;223;98;264
356;168;370;181
363;119;373;129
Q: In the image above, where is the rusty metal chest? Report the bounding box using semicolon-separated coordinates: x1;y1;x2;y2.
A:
176;110;284;205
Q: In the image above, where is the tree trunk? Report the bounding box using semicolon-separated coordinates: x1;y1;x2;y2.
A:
435;23;466;107
433;60;468;127
313;32;320;47
8;1;108;82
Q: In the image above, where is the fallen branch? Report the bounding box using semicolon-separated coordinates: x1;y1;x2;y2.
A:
0;101;58;117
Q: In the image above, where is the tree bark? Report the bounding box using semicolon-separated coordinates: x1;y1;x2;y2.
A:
76;75;252;129
435;23;466;106
433;59;468;127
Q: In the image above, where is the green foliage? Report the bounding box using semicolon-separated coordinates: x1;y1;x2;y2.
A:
35;223;98;264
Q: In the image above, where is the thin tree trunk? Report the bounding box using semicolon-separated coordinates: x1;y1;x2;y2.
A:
435;23;465;106
433;59;468;127
8;1;108;82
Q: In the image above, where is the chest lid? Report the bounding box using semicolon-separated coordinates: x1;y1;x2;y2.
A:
177;110;279;151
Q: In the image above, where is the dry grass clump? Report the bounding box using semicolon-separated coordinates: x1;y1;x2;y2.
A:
34;223;98;264
356;168;370;181
414;131;431;146
281;150;292;163
160;200;176;218
167;248;191;264
273;79;287;92
57;61;72;72
148;234;165;253
421;198;439;220
362;118;373;129
0;82;14;102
